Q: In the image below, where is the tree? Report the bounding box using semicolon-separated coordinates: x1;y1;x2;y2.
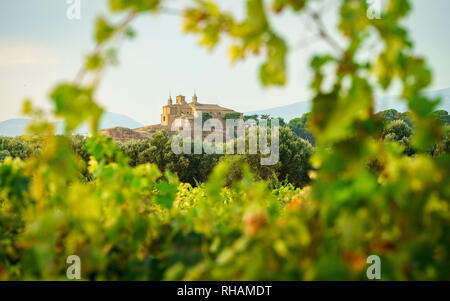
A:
382;119;414;155
223;112;241;120
276;127;313;187
288;113;315;145
244;114;259;121
272;117;286;127
0;136;40;160
118;139;151;167
383;119;413;141
136;130;169;170
70;134;90;163
431;125;450;156
131;130;221;185
0;150;11;161
223;127;312;188
376;109;401;124
433;110;450;125
202;112;212;122
376;109;413;127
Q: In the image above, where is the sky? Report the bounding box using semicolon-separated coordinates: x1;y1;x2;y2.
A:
0;0;449;125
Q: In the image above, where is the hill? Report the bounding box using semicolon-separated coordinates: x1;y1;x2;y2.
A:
0;119;32;137
246;88;450;121
0;112;144;137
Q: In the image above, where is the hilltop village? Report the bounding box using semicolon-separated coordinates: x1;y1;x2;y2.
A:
100;93;243;142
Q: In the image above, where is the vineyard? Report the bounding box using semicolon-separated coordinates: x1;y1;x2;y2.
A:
0;0;449;280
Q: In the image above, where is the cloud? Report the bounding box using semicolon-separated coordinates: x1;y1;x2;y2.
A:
0;40;62;66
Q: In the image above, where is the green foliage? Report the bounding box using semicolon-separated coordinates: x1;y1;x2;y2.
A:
85;53;105;71
0;136;41;160
202;112;212;122
431;125;450;157
183;0;287;86
268;117;286;127
383;119;412;140
50;84;103;133
277;127;312;187
288;113;315;145
221;126;313;188
0;150;10;161
433;110;450;125
223;112;241;120
244;114;259;121
95;16;116;44
109;0;160;13
383;120;414;155
117;131;221;185
0;131;313;188
376;109;412;127
0;0;449;281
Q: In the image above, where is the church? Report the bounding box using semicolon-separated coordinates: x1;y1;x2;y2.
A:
161;93;243;127
99;92;243;142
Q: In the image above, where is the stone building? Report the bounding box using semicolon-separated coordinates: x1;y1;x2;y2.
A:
161;93;243;127
100;92;243;142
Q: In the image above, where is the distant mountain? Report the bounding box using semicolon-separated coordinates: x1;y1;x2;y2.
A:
246;88;450;121
0;119;32;137
99;126;153;143
375;88;450;112
246;101;311;122
66;112;145;135
2;89;449;137
0;112;144;137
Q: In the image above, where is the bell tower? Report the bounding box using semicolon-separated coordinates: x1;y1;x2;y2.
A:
167;92;173;106
176;94;186;104
192;90;198;104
